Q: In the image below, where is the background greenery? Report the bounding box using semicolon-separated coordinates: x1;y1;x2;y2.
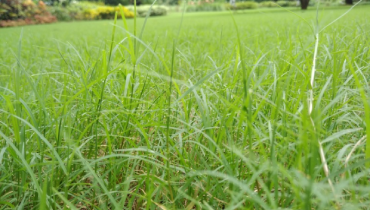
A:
2;0;370;28
1;5;370;209
0;0;134;27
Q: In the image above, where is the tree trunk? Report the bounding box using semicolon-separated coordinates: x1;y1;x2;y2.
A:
300;0;309;9
345;0;353;5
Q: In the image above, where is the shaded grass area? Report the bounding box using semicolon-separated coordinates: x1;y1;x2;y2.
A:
0;6;370;209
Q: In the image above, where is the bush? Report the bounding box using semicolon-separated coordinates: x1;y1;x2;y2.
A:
81;6;134;20
34;14;58;23
118;6;135;18
1;0;43;20
105;0;131;6
0;19;31;27
127;5;168;17
276;1;289;6
0;0;21;20
1;0;134;27
258;1;279;7
82;8;100;19
96;6;116;19
49;3;86;21
0;0;57;27
49;6;73;21
258;1;297;7
96;6;134;19
185;3;225;12
225;1;258;10
0;13;57;27
49;3;134;21
289;1;298;6
309;0;315;6
137;5;167;17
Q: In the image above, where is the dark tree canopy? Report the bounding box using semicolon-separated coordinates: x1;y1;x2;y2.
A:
300;0;309;9
105;0;128;5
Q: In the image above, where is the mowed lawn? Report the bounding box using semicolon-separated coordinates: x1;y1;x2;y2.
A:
1;6;370;209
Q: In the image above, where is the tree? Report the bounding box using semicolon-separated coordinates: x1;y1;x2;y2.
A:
105;0;130;5
345;0;353;5
0;0;23;20
49;0;71;6
300;0;309;9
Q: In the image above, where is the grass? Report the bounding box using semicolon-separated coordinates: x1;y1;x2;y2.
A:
1;5;370;209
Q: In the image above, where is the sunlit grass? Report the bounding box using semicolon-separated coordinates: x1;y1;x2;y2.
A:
0;6;370;209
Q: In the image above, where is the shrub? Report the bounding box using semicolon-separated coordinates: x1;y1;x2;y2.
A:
258;1;279;7
185;3;225;12
49;3;134;21
225;1;258;10
49;6;72;21
127;5;168;17
82;8;100;19
0;0;21;20
0;13;56;27
289;1;298;6
0;19;30;27
48;3;87;21
137;5;167;17
96;6;116;19
116;6;135;18
105;0;131;6
258;1;297;8
276;1;290;6
83;6;134;20
34;14;57;23
0;0;34;20
0;0;57;27
95;6;134;19
1;1;134;26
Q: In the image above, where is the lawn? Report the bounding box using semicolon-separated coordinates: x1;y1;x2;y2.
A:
1;6;370;209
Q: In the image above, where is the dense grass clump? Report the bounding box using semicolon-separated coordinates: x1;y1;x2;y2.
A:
0;6;370;209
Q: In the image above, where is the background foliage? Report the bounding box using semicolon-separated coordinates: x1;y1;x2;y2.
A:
0;0;57;27
1;6;370;209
